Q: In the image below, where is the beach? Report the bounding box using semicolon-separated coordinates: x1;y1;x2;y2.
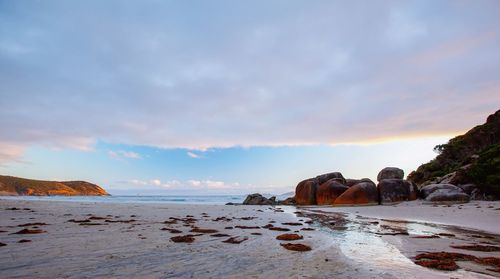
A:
0;199;499;279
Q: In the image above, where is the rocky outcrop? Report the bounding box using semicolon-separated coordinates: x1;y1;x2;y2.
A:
420;184;461;199
316;180;349;205
378;179;417;204
0;175;109;196
408;109;500;199
377;167;404;181
315;172;346;185
241;193;296;205
278;197;296;205
425;189;470;203
243;194;276;205
346;178;374;187
295;179;319;205
334;182;378;206
420;184;469;203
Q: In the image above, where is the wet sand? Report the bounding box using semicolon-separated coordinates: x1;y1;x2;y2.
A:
0;199;498;278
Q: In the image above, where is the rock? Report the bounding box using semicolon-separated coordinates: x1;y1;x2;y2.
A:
315;172;346;185
280;243;312;251
437;172;457;184
420;184;462;198
334;182;378;206
345;179;360;187
295;179;319;205
345;178;374;187
457;184;477;195
425;188;470;203
243;193;276;205
190;228;218;233
378;179;416;204
407;110;500;199
470;188;496;200
13;229;46;234
222;236;248;244
171;235;196;243
377;167;404;181
278;197;296;205
210;233;231;237
316;179;349;205
276;233;303;241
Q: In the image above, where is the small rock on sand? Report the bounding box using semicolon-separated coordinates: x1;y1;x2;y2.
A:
276;234;303;241
210;233;230;237
170;235;195;243
280;243;312;252
190;228;218;233
13;229;46;234
222;236;248;244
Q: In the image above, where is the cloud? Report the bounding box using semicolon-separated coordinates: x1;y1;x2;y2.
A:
108;150;141;160
0;142;27;166
187;151;201;159
0;1;499;162
130;178;237;190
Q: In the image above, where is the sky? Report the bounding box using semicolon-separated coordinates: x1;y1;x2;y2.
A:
0;0;499;195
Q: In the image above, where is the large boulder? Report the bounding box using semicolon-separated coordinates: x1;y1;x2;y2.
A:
334;182;378;206
345;178;375;187
316;179;349;205
420;184;462;198
315;172;346;185
377;179;414;204
457;184;477;195
243;193;276;205
295;178;319;205
425;189;470;203
377;167;404;181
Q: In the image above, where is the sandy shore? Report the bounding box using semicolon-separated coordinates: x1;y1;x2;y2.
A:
315;200;500;234
0;199;499;279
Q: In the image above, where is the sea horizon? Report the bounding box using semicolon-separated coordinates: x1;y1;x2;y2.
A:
0;193;293;205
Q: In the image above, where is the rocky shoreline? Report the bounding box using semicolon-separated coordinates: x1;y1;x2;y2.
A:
243;166;478;206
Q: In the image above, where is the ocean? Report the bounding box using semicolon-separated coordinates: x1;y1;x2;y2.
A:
0;195;248;205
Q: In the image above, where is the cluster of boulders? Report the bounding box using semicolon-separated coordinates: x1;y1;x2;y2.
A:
242;193;296;205
242;166;477;206
418;171;483;200
293;167;473;206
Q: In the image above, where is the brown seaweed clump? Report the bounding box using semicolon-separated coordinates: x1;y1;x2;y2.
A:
190;228;218;234
450;244;500;252
12;229;46;234
171;235;196;243
276;234;303;241
222;236;248;244
280;243;312;252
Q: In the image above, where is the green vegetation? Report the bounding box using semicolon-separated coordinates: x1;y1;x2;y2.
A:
463;143;500;198
408;109;500;199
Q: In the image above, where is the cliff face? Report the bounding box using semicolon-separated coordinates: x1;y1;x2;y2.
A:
407;109;500;199
0;175;110;196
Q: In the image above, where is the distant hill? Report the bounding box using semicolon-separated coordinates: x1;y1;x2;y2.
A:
408;109;500;198
0;175;110;196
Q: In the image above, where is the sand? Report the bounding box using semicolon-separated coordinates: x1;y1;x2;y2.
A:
314;200;500;234
0;199;498;279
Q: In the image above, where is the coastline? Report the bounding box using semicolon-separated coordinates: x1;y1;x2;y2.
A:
305;200;500;235
0;199;498;278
